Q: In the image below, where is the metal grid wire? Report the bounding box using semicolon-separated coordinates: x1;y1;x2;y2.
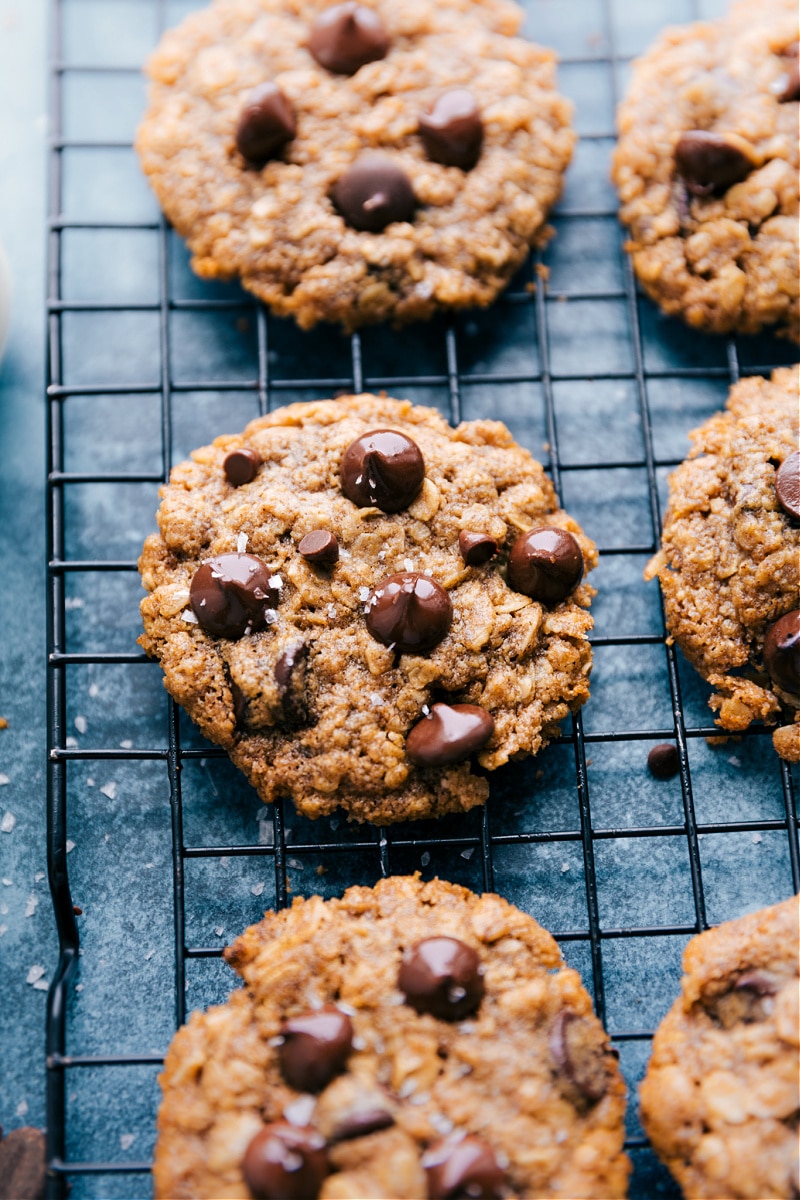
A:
45;0;799;1196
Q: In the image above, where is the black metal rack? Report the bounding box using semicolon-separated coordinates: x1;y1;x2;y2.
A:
45;0;799;1196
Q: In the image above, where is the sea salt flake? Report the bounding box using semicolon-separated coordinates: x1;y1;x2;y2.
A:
728;755;741;767
100;781;117;800
33;979;48;991
561;862;570;874
327;604;337;620
420;851;431;867
429;1113;454;1135
1;812;16;833
64;597;84;610
214;926;224;937
26;965;45;985
74;715;87;734
264;608;278;625
358;586;370;602
88;682;100;698
404;558;414;571
237;533;248;553
181;609;198;624
16;1100;28;1118
144;949;155;961
25;893;38;917
75;983;84;992
752;832;763;844
460;847;474;860
34;872;44;883
65;737;78;749
86;778;94;787
119;740;133;750
120;1134;136;1151
284;1096;316;1126
251;881;265;896
219;856;230;868
269;574;283;590
258;820;274;846
287;858;304;871
0;925;7;936
2;877;13;886
369;692;383;707
66;840;76;853
0;774;9;786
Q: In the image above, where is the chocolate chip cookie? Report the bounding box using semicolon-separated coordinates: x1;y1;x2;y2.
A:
135;0;575;330
154;875;630;1199
612;0;799;341
138;394;597;824
645;367;800;762
640;895;800;1200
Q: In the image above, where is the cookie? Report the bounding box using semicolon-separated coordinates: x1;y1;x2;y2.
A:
139;394;597;824
645;367;800;762
640;895;800;1200
612;0;799;341
153;875;630;1199
135;0;575;330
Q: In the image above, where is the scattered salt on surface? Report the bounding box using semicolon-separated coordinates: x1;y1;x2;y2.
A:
34;872;44;883
2;878;13;886
214;926;224;937
287;858;304;871
100;782;117;800
75;984;84;992
258;820;274;847
728;755;741;767
16;1100;29;1118
752;832;763;844
237;533;248;553
119;740;133;750
25;894;38;917
404;558;414;571
269;575;283;590
87;778;94;787
219;856;230;868
144;949;155;961
26;965;45;985
0;925;7;936
88;683;100;698
33;980;49;991
460;847;474;861
0;773;10;785
181;609;198;623
1;812;16;833
74;715;87;734
66;840;76;853
420;851;431;867
358;586;370;602
284;1096;316;1126
251;881;265;896
120;1134;136;1151
64;597;84;610
65;737;78;749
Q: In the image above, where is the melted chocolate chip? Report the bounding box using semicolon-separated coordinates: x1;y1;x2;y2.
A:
242;1123;328;1200
459;531;498;566
230;677;248;725
189;553;280;639
274;639;309;728
425;1137;505;1200
775;450;800;520
340;428;425;511
308;2;390;75
235;83;296;165
278;1006;353;1092
224;448;262;486
674;131;755;196
365;572;452;654
298;529;340;567
418;89;483;169
399;936;484;1020
777;59;800;102
507;527;583;605
332;155;416;232
763;610;800;693
331;1106;395;1141
647;743;680;780
406;703;494;767
549;1010;609;1104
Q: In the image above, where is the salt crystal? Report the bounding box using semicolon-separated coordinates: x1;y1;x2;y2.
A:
64;597;84;610
728;755;741;767
75;984;84;992
269;575;283;590
25;894;38;917
74;715;87;734
144;949;155;961
429;1113;454;1135
144;862;154;870
88;683;100;698
264;608;278;625
33;980;48;990
2;878;13;886
1;812;16;833
420;851;431;867
561;862;570;874
251;881;265;896
0;902;7;914
287;858;304;871
460;847;474;860
87;778;94;787
752;832;763;844
398;1079;417;1098
369;692;383;707
258;820;274;847
237;533;248;553
0;774;10;785
214;926;224;937
256;806;269;820
404;558;414;571
16;1100;28;1118
120;1134;135;1151
338;547;350;560
351;1035;366;1050
100;782;117;800
219;856;230;868
284;1096;316;1126
327;604;337;620
119;740;133;750
66;840;76;853
336;1001;357;1016
181;609;198;624
65;737;78;749
34;872;44;883
0;925;7;936
378;550;386;561
26;965;45;984
358;586;370;602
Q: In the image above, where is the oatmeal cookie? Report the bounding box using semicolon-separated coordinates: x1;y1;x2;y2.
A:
640;895;800;1199
646;367;800;761
154;875;630;1199
135;0;574;330
612;0;799;341
139;394;597;824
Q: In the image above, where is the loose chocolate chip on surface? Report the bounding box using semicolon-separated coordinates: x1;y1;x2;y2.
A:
418;89;484;169
647;743;680;780
278;1006;353;1092
274;639;309;728
459;531;498;566
189;553;280;639
549;1010;609;1103
425;1136;505;1200
775;450;800;520
224;447;262;486
308;1;390;75
243;1123;328;1200
763;609;800;693
331;1105;395;1141
406;703;494;767
365;572;452;654
674;131;755;196
298;529;340;566
340;428;425;511
507;526;583;604
332;155;416;232
235;83;296;165
399;935;485;1020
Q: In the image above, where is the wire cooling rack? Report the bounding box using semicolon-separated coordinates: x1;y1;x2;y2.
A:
45;0;799;1196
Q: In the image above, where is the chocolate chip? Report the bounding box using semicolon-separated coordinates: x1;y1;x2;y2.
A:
736;971;779;996
189;553;280;639
243;1123;328;1200
418;89;484;170
459;531;498;566
332;155;416;232
308;2;390;75
298;529;340;567
230;678;248;725
711;972;780;1028
763;609;800;693
777;59;800;102
507;527;583;604
331;1106;395;1141
424;1136;505;1200
647;743;680;780
674;131;755;196
775;450;800;520
278;1006;353;1092
549;1010;609;1103
365;572;452;654
399;936;484;1020
274;639;309;728
406;703;494;767
340;428;425;511
235;82;296;165
224;448;262;486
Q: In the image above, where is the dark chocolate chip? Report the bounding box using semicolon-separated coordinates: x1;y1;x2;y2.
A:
647;743;680;780
278;1006;353;1092
189;553;280;639
459;531;498;566
331;1106;395;1141
243;1123;328;1200
507;526;583;604
425;1136;505;1200
777;59;800;102
340;428;425;511
549;1010;609;1103
332;155;416;232
406;703;494;767
224;448;262;486
365;571;452;654
763;609;800;693
308;2;390;75
235;82;296;165
298;529;340;567
399;936;485;1020
418;89;483;170
230;677;248;725
674;131;755;196
775;450;800;520
274;639;309;728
